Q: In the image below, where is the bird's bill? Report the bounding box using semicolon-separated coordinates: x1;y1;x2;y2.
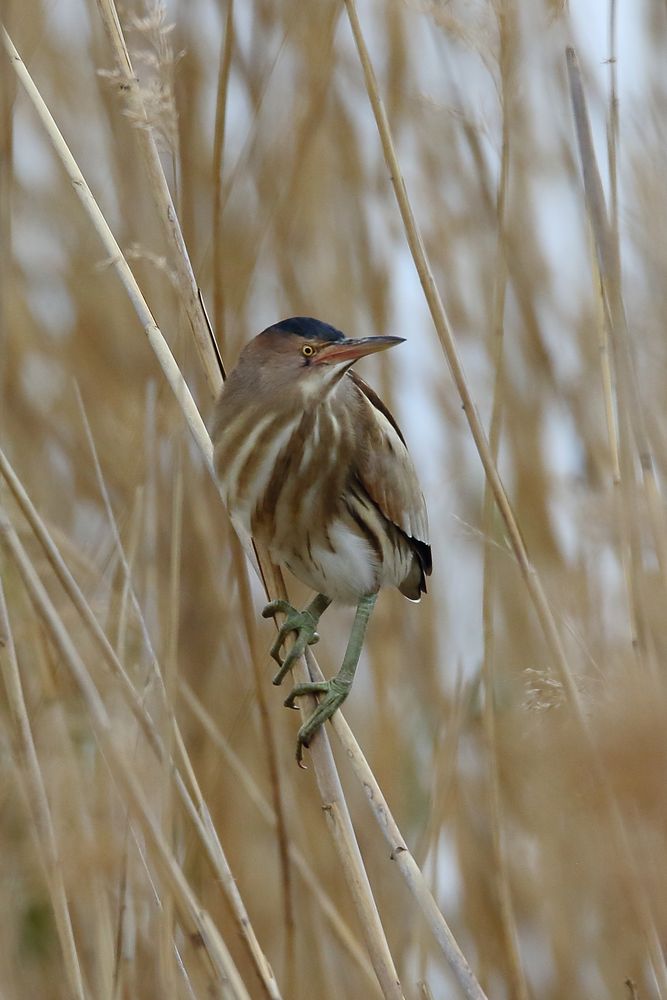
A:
313;335;405;365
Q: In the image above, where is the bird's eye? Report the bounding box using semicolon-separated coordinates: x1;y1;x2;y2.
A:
301;344;315;358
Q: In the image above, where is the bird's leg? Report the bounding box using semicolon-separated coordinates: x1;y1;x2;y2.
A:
262;592;332;685
284;592;378;766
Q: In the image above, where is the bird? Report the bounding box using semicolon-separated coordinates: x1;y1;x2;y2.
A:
212;316;431;764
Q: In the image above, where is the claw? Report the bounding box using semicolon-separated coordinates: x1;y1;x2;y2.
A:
261;600;321;685
286;677;352;765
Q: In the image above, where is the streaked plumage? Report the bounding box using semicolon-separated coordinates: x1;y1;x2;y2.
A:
213;318;431;604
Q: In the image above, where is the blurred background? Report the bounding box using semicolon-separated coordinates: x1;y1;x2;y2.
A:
2;0;667;997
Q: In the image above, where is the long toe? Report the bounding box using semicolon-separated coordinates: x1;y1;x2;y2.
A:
283;679;330;710
261;599;296;620
294;678;351;764
268;607;322;685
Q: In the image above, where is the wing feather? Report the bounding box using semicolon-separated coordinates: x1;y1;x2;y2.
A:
348;372;432;590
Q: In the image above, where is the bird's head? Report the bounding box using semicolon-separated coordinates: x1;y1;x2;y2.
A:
238;317;404;395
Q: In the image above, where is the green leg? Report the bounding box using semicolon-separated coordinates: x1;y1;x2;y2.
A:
284;592;378;766
262;592;331;685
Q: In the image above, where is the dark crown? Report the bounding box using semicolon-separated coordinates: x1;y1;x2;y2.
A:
272;317;345;342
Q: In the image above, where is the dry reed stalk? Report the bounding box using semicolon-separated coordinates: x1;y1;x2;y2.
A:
227;533;297;994
479;5;528;997
0;30;213;472
343;2;667;994
93;0;221;398
565;47;667;994
313;653;487;1000
159;434;183;998
0;512;251;999
77;390;285;1000
212;0;235;346
342;0;574;707
567;47;667;594
0;446;282;1000
5;19;484;1000
84;9;406;992
178;677;382;994
0;579;88;1000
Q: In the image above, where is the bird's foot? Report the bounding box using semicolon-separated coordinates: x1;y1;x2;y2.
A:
284;676;351;767
262;599;322;685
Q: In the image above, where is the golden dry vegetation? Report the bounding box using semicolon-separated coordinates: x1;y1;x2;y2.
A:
1;1;667;998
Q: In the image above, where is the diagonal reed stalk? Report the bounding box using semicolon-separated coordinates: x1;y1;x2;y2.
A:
0;511;252;999
87;6;402;996
343;1;667;992
1;16;491;998
1;23;479;1000
0;446;281;999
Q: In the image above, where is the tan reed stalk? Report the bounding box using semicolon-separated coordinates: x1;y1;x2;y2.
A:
3;24;480;999
212;0;235;347
0;579;88;1000
86;9;404;992
567;47;667;597
479;5;528;998
228;534;297;995
608;0;664;664
75;396;286;1000
93;0;221;398
566;47;667;993
309;649;488;1000
343;2;667;993
1;30;213;471
177;677;382;994
0;445;282;1000
159;434;183;999
342;0;575;704
0;512;252;999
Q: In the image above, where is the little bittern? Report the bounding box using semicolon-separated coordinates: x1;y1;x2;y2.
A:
213;317;431;764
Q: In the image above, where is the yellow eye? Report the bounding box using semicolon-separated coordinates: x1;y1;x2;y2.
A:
301;344;315;357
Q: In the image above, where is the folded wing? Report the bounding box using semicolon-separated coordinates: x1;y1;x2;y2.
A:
349;371;432;599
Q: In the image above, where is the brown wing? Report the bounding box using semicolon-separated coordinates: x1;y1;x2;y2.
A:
348;372;432;596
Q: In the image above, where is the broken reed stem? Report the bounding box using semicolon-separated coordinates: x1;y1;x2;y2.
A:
3;28;406;999
0;579;88;1000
